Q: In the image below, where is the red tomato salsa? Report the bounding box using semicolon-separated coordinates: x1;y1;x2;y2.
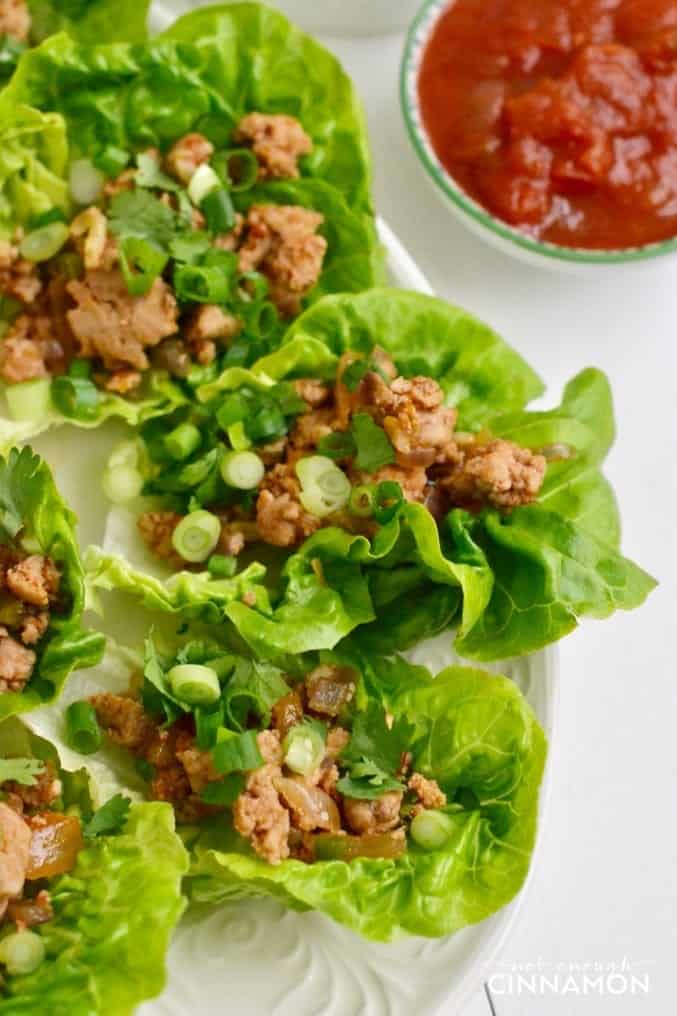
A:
418;0;677;249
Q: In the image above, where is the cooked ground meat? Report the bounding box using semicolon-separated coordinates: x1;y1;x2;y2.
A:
69;207;113;271
0;0;30;41
66;271;178;371
90;693;155;752
408;773;447;811
0;629;36;693
294;378;331;408
137;511;183;566
342;791;404;835
233;761;290;865
234;113;312;180
104;368;142;394
0;325;49;384
19;611;49;646
165;133;215;185
175;735;221;795
184;305;241;345
237;205;327;317
256;463;321;547
5;555;59;609
5;761;61;812
439;439;547;510
0;242;42;305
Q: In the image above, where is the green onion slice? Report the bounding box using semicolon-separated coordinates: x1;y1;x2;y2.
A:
296;456;351;518
171;510;221;563
283;723;326;777
165;422;202;461
0;931;45;976
65;701;102;755
119;237;168;297
207;554;237;578
19;222;69;263
410;810;456;851
373;480;404;524
220;450;264;490
168;664;221;706
187;164;221;205
201;187;235;233
51;375;100;422
174;264;233;304
212;148;259;192
349;484;375;518
5;378;52;423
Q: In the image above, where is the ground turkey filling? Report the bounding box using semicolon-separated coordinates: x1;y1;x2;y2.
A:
0;114;325;392
0;0;30;43
0;762;83;930
0;550;60;694
139;347;548;563
91;663;447;866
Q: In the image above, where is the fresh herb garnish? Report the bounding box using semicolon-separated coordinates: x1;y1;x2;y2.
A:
337;701;415;800
341;358;390;393
135;152;180;193
0;758;45;786
351;413;396;472
108;189;178;249
83;793;131;838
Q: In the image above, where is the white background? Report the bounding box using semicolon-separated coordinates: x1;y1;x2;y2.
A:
315;26;677;1016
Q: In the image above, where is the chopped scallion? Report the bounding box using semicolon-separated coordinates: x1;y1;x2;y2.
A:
212;148;259;192
283;723;325;777
187;164;220;205
119;236;168;297
201;187;235;233
0;931;45;976
19;222;69;263
296;456;351;518
410;810;456;851
207;554;237;578
349;484;375;518
165;422;202;461
5;378;52;422
212;729;263;775
65;700;102;755
51;375;100;422
69;159;104;205
220;450;264;490
168;664;221;706
171;510;221;563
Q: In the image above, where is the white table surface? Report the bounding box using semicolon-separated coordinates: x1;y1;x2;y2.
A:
313;26;676;1016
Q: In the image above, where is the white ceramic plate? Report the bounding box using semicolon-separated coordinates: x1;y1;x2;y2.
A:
31;214;557;1015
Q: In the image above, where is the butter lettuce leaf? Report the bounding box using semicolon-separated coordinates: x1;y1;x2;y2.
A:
0;447;104;721
188;658;547;941
0;802;187;1014
27;0;150;45
4;2;373;215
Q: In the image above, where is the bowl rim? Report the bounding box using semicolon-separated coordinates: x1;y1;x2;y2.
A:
400;0;677;265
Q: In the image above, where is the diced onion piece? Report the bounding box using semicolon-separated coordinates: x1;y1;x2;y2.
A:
19;222;69;263
5;378;52;421
0;931;45;976
187;164;221;205
171;509;221;563
296;456;351;518
283;724;325;776
275;777;341;832
26;813;83;880
168;663;221;706
69;158;105;205
410;809;456;851
220;450;265;490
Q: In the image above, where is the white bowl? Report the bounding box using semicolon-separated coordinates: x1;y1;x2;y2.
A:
401;0;677;274
152;0;421;36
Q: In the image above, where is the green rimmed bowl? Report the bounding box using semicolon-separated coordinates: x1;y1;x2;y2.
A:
401;0;677;273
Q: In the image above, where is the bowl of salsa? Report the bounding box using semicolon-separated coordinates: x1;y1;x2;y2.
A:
401;0;677;268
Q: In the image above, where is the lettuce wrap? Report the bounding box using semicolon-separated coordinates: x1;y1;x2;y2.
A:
0;1;151;84
0;718;187;1014
0;3;380;446
0;446;104;720
89;290;654;662
47;636;546;943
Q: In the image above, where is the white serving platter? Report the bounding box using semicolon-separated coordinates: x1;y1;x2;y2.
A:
32;212;557;1015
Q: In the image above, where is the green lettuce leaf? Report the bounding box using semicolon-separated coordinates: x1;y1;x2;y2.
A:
187;656;547;941
0;372;186;455
0;447;104;721
3;2;373;214
202;289;545;427
27;0;150;45
0;802;187;1014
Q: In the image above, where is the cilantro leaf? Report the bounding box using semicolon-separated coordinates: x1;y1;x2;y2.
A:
83;793;131;839
108;190;178;249
339;700;415;799
0;757;45;786
169;231;212;265
0;446;42;541
317;430;356;461
351;414;396;472
135;153;180;193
